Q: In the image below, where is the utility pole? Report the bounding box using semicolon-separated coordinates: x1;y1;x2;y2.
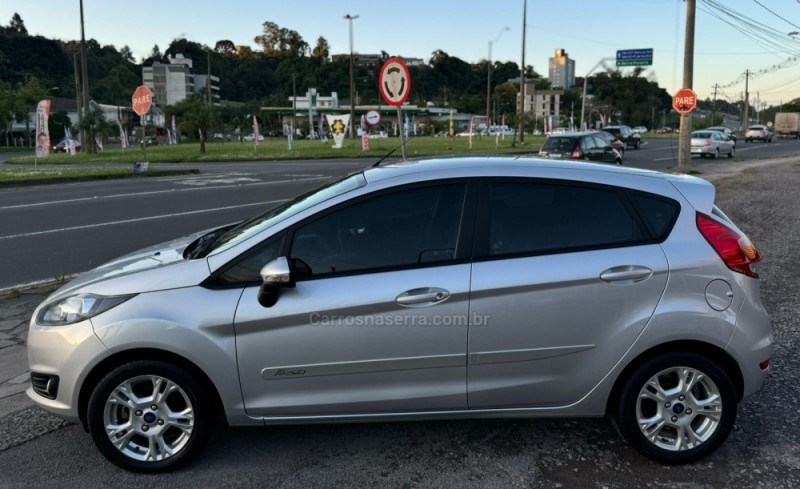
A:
742;70;750;135
677;0;696;174
711;83;719;124
344;14;359;139
79;0;92;153
292;74;297;137
516;0;527;144
71;48;82;135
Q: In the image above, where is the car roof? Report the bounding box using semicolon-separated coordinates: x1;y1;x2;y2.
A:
363;156;699;185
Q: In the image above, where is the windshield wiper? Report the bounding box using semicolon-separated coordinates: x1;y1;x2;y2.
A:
185;224;237;259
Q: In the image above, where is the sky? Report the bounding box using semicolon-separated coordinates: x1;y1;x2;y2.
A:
4;0;800;107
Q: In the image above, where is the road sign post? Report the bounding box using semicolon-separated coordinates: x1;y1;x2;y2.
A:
132;85;153;164
379;58;411;159
672;88;697;115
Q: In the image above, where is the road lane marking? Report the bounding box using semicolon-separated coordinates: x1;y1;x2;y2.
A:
0;199;288;241
0;176;327;211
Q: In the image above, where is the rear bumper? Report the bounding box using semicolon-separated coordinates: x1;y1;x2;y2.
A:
691;146;716;155
726;283;772;399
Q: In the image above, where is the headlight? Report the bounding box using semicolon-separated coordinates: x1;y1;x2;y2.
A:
36;293;135;326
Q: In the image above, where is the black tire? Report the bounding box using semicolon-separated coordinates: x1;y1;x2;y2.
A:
728;146;735;158
615;157;623;165
634;140;640;149
713;148;719;159
612;352;737;465
745;138;751;143
87;360;216;473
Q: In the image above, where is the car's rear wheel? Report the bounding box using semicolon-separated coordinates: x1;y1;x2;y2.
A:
713;148;719;159
613;352;736;464
728;146;735;158
634;140;640;149
87;360;216;473
615;156;623;165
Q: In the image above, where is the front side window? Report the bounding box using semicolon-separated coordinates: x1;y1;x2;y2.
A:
215;234;285;285
290;184;466;276
489;182;645;257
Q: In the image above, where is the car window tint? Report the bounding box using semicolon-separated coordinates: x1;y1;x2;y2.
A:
592;136;608;148
627;192;680;240
290;185;466;276
543;137;576;152
581;136;596;151
489;183;644;256
217;234;285;285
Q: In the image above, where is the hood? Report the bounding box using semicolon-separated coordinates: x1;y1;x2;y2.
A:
46;228;219;301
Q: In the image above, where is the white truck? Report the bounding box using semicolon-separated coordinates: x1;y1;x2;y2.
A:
774;112;800;139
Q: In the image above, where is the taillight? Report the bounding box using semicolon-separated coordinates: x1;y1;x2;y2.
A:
705;140;713;146
696;212;762;278
572;145;582;159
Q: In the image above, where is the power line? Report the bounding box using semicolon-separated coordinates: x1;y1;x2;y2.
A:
752;0;800;31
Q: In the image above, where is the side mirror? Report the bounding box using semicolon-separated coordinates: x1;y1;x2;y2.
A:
258;257;294;307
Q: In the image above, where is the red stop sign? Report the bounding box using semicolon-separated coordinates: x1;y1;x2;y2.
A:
132;85;153;116
673;88;697;115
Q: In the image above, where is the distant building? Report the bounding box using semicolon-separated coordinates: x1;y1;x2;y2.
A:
142;54;220;107
330;54;424;67
518;86;565;128
289;89;340;110
548;48;575;88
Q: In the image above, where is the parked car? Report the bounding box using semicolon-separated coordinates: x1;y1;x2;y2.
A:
601;125;642;149
706;126;737;143
52;138;81;153
656;127;674;134
539;132;622;165
691;130;735;159
143;136;159;146
243;134;265;142
593;130;626;158
27;158;770;472
633;126;648;134
745;125;772;143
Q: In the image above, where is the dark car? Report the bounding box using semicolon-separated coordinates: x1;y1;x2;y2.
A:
602;125;642;149
52;138;81;153
593;130;626;157
707;126;737;143
538;132;622;165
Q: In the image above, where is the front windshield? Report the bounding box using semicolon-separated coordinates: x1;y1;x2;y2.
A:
206;172;367;255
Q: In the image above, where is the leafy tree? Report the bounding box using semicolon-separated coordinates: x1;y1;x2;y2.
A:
311;36;329;59
215;39;236;56
167;95;220;154
254;21;308;57
493;82;518;118
6;13;27;36
48;110;72;141
119;45;134;63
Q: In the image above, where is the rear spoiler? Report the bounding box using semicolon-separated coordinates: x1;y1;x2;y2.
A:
668;176;715;214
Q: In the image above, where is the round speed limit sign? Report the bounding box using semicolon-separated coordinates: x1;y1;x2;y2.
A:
379;58;411;107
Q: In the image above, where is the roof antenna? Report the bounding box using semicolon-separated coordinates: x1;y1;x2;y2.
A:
371;146;399;167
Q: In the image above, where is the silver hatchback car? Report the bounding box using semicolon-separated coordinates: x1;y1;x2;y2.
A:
27;158;771;472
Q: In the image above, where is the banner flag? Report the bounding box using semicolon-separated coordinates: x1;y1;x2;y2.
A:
326;114;350;149
35;99;51;159
171;115;177;145
320;113;327;143
252;115;260;146
469;116;474;149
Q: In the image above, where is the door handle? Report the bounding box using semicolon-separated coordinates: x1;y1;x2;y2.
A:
396;287;451;307
600;266;653;284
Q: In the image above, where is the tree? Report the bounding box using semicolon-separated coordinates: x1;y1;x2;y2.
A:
119;45;134;63
8;13;27;35
215;40;236;56
493;82;518;116
254;21;308;57
167;95;219;154
16;77;46;146
311;36;329;59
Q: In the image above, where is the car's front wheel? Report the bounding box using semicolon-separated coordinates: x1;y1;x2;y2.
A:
87;360;216;473
613;352;736;464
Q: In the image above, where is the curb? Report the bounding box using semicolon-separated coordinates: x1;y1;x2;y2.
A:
0;276;75;297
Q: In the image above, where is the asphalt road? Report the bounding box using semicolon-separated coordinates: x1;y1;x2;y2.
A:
1;137;800;289
0;158;798;488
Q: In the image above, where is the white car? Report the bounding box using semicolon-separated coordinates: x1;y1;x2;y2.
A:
243;134;265;142
633;126;648;134
691;130;735;159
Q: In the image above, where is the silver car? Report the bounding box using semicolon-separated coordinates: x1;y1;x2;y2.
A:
691;130;736;159
27;158;771;472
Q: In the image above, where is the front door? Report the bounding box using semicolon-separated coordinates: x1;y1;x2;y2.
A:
234;182;475;417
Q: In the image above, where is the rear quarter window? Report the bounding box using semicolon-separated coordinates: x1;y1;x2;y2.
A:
626;191;681;240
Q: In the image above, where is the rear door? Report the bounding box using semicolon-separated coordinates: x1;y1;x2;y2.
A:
467;179;671;409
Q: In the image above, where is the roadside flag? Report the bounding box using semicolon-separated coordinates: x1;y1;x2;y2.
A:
501;114;506;140
35;99;51;159
449;110;454;140
469;116;474;149
252;115;260;146
118;121;128;149
171;115;177;145
319;113;327;143
404;112;410;138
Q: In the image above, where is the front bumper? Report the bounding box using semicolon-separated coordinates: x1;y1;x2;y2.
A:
26;318;109;424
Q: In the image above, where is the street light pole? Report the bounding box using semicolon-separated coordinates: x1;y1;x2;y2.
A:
486;27;509;131
344;14;359;139
579;57;614;131
516;0;527;144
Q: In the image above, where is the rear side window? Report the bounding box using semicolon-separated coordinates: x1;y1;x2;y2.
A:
488;183;645;257
627;192;680;240
542;137;578;152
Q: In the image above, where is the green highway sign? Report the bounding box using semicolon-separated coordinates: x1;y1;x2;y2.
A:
616;49;653;67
